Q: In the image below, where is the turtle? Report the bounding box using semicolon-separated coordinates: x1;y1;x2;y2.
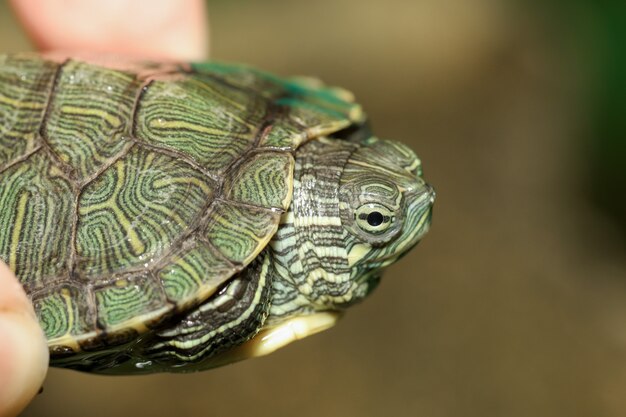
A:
0;53;434;374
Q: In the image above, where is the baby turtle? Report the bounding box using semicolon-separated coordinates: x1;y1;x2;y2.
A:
0;54;434;373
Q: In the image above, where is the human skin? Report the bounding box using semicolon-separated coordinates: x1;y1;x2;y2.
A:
0;262;48;417
0;1;208;415
11;0;208;60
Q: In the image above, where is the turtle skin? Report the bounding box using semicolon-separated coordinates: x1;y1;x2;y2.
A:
0;53;363;361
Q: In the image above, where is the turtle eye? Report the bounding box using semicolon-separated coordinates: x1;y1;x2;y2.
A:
355;203;394;234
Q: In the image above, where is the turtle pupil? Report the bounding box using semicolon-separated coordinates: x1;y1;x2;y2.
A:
367;211;384;227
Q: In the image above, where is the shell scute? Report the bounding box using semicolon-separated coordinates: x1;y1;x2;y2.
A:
203;202;281;266
0;54;56;168
157;239;235;307
134;75;266;172
31;283;94;350
225;151;294;210
0;152;73;287
44;60;137;181
94;272;169;331
76;146;214;278
192;62;365;147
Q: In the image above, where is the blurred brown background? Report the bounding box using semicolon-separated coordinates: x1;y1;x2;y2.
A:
3;0;626;416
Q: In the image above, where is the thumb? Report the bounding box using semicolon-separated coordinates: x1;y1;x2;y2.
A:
0;262;48;417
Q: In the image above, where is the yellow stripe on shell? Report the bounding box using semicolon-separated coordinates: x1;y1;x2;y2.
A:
148;119;253;138
79;162;146;255
60;105;123;128
9;193;28;270
0;93;44;109
45;288;85;352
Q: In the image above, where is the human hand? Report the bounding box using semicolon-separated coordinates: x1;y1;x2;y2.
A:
0;262;48;417
1;1;208;415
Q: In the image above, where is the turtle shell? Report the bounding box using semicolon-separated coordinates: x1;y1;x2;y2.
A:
0;53;363;354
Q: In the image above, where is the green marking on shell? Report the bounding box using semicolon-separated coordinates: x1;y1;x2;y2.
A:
32;285;92;342
76;146;214;277
191;61;364;123
94;273;167;328
0;153;73;285
204;202;280;265
192;62;363;148
225;151;294;210
191;62;287;97
135;75;264;172
259;121;307;149
45;60;137;181
277;97;353;138
0;54;56;168
158;239;235;306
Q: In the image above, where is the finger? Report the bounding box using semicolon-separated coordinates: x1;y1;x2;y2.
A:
10;0;208;60
0;262;48;417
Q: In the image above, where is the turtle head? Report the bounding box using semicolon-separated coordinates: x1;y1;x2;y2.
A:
336;136;434;304
254;135;433;359
269;135;434;318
